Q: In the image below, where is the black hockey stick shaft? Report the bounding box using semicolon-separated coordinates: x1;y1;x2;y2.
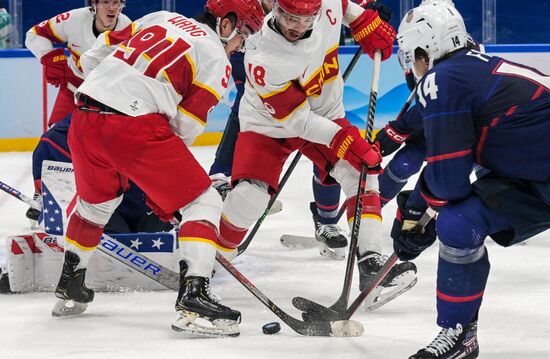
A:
329;50;382;313
237;47;363;256
344;208;437;318
324;89;415;224
216;254;336;336
294;208;437;321
237;151;302;255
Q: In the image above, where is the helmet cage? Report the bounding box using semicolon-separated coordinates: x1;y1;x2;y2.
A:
273;1;321;33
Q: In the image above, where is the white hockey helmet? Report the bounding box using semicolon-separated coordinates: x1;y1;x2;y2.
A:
396;0;467;74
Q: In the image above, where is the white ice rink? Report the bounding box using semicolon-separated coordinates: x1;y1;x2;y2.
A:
1;148;549;358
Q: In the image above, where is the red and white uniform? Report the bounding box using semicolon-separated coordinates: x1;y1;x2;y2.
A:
220;0;384;255
78;11;229;146
25;7;131;125
239;0;363;145
26;7;131;85
64;11;232;279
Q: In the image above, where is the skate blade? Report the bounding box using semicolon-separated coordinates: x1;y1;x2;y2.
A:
330;320;364;337
172;311;240;338
267;200;283;216
364;271;418;311
319;243;346;261
280;235;317;249
52;299;88;317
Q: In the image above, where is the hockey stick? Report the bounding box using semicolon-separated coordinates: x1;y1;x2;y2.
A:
294;207;437;322
215;253;364;337
0;179;41;210
237;151;302;255
1;179;180;290
281;89;416;249
237;47;363;256
316;50;383;315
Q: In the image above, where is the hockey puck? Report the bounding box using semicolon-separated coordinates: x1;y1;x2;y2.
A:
262;321;281;335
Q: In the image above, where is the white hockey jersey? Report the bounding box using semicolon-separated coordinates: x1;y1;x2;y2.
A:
77;11;231;146
25;7;131;84
239;0;364;146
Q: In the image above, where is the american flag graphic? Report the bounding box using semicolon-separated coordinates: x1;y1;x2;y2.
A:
41;183;64;236
110;232;174;253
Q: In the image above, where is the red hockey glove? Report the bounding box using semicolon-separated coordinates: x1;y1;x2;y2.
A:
40;48;68;88
374;123;410;156
350;9;396;61
330;125;382;172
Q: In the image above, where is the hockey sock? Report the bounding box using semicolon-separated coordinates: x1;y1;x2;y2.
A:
64;213;104;269
178;221;218;277
346;192;383;255
436;246;490;328
312;166;341;225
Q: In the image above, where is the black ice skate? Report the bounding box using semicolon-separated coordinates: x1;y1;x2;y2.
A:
358;251;417;311
410;321;479;359
52;251;94;317
311;202;348;260
0;266;12;294
172;276;241;338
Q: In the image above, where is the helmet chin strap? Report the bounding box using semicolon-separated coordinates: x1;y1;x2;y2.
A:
216;17;239;46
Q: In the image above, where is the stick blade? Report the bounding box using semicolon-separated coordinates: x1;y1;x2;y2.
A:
330;320;364;337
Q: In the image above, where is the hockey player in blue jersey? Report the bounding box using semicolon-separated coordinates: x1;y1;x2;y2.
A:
391;1;550;358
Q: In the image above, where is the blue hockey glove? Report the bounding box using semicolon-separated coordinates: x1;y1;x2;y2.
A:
358;0;392;23
391;190;437;261
374;124;409;156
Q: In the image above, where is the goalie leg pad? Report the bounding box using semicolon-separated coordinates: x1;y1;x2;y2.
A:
219;180;270;249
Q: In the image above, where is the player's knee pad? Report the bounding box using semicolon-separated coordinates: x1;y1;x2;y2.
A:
76;196;122;226
436;200;490;250
223;179;270;228
330;160;379;197
219;180;270;249
179;186;223;228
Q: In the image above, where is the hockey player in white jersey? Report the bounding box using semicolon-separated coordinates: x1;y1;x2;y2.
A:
50;0;265;338
24;0;131;224
25;0;131;126
218;0;417;309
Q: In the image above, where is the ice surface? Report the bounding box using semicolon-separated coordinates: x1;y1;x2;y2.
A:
1;149;549;358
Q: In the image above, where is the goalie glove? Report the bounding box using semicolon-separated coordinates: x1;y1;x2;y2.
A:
374;123;410;156
391;190;437;261
349;9;396;61
40;48;69;88
329;124;382;173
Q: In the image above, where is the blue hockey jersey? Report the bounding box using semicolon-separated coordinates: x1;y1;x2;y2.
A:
413;48;550;201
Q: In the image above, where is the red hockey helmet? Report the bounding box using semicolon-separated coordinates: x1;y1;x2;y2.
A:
205;0;265;34
276;0;322;17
